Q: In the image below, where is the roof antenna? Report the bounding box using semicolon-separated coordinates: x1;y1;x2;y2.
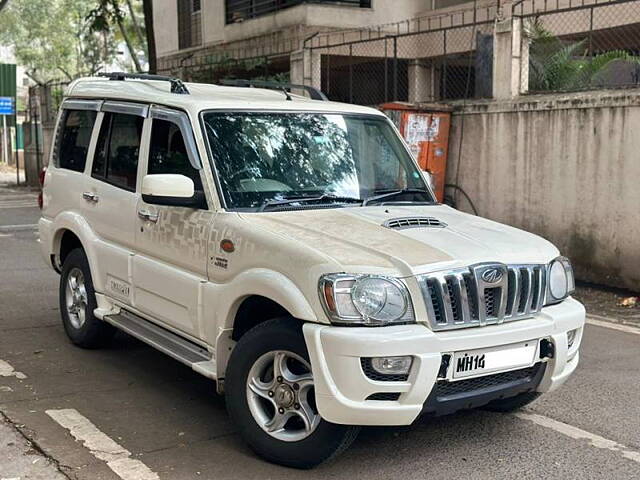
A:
280;88;292;101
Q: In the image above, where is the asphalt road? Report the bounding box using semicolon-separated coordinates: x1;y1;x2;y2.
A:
1;184;639;480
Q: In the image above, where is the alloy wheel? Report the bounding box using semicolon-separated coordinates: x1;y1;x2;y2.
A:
65;267;88;329
246;350;320;442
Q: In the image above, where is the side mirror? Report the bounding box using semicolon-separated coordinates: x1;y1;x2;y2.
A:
141;174;205;208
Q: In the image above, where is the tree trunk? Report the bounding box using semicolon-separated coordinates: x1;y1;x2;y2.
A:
116;13;142;72
142;0;157;73
124;0;145;50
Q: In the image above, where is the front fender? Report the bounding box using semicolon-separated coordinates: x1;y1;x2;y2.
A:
204;268;324;380
208;268;321;332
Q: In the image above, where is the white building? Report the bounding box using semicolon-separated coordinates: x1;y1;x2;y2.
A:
152;0;476;87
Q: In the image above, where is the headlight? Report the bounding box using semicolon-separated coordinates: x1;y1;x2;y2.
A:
319;274;414;326
546;256;575;304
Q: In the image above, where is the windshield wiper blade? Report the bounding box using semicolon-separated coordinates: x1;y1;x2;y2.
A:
259;194;363;212
362;188;433;206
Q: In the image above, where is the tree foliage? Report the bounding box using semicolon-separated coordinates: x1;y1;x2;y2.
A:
86;0;147;72
526;17;640;92
0;0;149;84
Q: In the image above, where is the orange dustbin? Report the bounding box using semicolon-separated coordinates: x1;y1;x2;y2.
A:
380;102;453;203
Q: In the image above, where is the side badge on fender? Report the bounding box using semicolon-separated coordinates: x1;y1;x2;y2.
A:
220;239;235;253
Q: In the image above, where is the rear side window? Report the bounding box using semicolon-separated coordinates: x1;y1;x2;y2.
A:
92;112;143;191
56;110;97;172
148;118;204;192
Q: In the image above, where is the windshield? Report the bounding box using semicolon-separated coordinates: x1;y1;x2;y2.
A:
201;112;434;211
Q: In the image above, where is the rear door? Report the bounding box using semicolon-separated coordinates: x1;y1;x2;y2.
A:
81;102;147;305
133;106;213;339
45;99;100;222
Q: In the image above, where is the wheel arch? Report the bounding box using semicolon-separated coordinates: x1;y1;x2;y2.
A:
49;213;102;290
210;269;323;382
231;295;294;342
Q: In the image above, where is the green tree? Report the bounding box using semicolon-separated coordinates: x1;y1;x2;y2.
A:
86;0;147;72
525;17;640;92
0;0;116;84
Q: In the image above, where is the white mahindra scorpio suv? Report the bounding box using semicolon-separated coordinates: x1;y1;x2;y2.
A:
39;73;585;468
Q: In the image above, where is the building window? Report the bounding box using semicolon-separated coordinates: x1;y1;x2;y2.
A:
178;0;202;50
225;1;372;24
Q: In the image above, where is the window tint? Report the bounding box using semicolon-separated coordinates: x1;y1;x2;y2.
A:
56;110;96;172
148;118;203;192
91;112;143;191
91;114;110;178
202;113;431;210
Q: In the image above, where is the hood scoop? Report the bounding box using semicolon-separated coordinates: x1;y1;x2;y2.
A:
383;216;447;230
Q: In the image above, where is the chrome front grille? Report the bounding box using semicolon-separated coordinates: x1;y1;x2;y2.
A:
419;263;546;331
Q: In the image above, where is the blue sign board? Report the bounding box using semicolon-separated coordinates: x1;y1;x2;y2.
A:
0;97;15;115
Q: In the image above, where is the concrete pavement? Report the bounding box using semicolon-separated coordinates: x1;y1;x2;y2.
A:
1;184;639;480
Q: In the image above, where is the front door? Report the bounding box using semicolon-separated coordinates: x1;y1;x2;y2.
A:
81;103;147;305
133;108;213;340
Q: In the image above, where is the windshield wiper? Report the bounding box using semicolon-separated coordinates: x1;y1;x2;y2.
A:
259;194;363;212
362;188;434;206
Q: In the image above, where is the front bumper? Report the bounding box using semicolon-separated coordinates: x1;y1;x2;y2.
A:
303;297;585;426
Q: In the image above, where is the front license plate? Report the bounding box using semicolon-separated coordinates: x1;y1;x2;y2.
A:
452;341;538;379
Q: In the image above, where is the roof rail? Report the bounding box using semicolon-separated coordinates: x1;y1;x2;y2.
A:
219;79;328;101
98;72;190;95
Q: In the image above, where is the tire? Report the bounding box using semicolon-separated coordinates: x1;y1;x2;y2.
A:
225;317;359;469
59;248;115;349
482;391;541;413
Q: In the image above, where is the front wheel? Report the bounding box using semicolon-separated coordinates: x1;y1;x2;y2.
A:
225;317;359;469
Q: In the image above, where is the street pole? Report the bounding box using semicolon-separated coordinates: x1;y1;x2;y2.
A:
15;96;20;185
2;114;8;165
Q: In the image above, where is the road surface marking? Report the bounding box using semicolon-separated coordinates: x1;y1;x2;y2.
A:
515;412;640;464
0;360;27;379
0;224;38;232
46;409;159;480
587;316;640;336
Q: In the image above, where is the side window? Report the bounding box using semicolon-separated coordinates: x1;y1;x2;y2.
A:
56;110;96;172
92;112;143;191
148;118;204;193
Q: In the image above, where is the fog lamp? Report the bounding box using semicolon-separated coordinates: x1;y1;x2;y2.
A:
370;356;413;376
567;328;578;349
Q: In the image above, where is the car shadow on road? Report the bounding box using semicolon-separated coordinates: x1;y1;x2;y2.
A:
98;331;530;474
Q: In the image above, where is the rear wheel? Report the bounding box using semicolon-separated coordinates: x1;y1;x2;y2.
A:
59;248;115;348
482;391;541;413
225;317;359;469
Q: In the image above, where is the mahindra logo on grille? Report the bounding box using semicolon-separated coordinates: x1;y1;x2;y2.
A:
481;268;503;284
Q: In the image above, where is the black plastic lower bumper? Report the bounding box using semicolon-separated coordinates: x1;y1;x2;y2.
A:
419;362;547;417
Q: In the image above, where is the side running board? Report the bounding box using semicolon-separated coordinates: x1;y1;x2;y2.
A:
103;310;216;379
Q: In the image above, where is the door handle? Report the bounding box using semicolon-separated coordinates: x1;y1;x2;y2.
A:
137;209;159;223
82;192;99;203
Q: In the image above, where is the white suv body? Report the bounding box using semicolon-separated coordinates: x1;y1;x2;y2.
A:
39;76;585;468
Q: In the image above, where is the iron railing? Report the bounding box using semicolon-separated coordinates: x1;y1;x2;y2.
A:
302;4;498;105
